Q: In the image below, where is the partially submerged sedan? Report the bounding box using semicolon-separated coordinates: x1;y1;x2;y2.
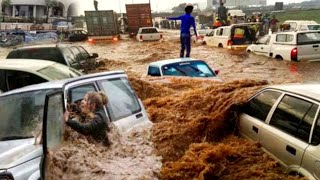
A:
147;58;221;81
239;84;320;179
0;71;151;180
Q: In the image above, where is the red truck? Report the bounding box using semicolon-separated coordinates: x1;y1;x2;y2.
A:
126;3;153;37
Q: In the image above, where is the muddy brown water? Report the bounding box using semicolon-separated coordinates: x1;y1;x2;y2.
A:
1;30;318;179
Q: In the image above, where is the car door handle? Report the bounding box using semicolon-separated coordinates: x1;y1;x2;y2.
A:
252;126;259;133
286;145;296;156
313;45;319;48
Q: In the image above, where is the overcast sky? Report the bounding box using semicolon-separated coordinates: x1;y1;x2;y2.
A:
79;0;310;14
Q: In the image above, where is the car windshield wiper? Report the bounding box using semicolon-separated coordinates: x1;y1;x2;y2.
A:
0;136;34;141
189;66;208;77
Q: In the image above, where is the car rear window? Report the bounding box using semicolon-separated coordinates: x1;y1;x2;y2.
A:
141;28;158;34
7;48;65;65
297;32;320;45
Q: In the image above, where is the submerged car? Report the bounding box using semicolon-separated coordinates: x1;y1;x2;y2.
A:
0;59;82;92
6;44;99;72
239;84;320;179
147;58;221;81
136;27;163;42
68;29;88;42
0;71;151;180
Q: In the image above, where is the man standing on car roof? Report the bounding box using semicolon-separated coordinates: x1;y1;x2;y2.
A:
167;4;198;58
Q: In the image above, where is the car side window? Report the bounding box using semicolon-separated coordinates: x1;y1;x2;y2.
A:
77;46;90;60
312;115;320;145
67;84;97;103
0;70;6;92
148;66;161;76
244;90;282;122
69;47;82;62
98;78;141;122
270;95;318;142
5;70;47;91
60;47;77;64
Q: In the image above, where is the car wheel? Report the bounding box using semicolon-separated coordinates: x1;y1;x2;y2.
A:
247;49;251;53
218;44;223;48
202;41;207;45
275;55;283;61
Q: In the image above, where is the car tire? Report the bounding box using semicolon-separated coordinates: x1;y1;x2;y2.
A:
247;49;251;53
202;41;207;45
218;44;223;48
275;55;283;61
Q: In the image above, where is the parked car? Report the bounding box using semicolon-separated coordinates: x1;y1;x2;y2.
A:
282;20;320;32
136;27;163;42
239;84;320;179
246;30;320;61
204;23;260;49
6;44;99;72
0;59;82;92
0;70;151;180
68;29;88;42
147;58;221;81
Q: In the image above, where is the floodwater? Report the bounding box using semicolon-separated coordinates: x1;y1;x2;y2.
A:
2;30;319;179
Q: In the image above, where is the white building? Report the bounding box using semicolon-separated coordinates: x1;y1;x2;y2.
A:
0;0;80;19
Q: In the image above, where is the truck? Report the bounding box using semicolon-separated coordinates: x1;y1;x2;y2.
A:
84;10;120;42
126;4;153;37
247;30;320;61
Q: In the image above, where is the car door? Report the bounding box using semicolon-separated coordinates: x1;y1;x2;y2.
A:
60;47;81;70
64;73;151;132
41;91;65;180
239;89;283;142
252;35;271;57
297;31;320;61
0;70;6;92
260;93;318;168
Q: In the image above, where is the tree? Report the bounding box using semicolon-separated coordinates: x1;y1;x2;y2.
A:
45;0;58;23
172;3;187;13
1;0;11;22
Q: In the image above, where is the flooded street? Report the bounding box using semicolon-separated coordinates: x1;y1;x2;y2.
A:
2;30;320;179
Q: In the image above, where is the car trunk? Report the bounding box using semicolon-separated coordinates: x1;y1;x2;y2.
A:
230;23;261;49
297;31;320;61
140;28;160;41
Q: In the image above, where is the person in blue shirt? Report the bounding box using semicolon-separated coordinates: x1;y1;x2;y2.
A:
167;4;198;58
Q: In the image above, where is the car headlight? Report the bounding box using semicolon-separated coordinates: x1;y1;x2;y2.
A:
0;171;14;180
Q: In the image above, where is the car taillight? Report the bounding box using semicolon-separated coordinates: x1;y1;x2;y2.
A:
113;37;118;41
214;70;220;75
140;35;143;40
227;39;233;46
88;38;94;43
291;47;298;61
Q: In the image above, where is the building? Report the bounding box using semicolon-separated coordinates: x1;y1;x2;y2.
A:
0;0;80;20
207;0;266;8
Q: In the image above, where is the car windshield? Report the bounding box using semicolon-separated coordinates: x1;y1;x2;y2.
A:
0;90;52;141
38;63;83;80
307;25;320;30
162;60;216;77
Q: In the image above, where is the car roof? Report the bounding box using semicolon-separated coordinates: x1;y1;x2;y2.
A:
0;59;55;71
12;44;71;50
0;70;125;96
149;58;203;67
268;84;320;102
284;20;318;24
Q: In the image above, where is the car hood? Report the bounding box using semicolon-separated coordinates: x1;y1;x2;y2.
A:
0;139;42;170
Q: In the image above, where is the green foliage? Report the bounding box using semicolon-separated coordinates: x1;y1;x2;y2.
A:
276;9;320;24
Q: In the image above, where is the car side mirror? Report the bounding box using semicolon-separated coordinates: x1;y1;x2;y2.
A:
214;70;220;75
91;53;99;58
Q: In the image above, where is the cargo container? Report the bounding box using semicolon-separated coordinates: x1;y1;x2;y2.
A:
126;4;152;36
85;10;120;41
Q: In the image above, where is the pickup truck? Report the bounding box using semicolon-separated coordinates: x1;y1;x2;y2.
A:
247;30;320;61
282;20;320;31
